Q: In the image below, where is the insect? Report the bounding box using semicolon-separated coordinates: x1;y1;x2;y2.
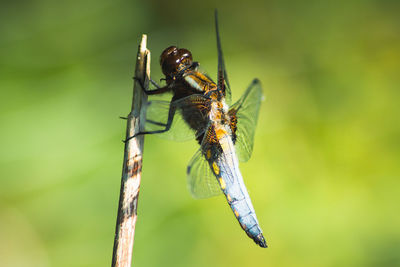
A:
130;10;267;248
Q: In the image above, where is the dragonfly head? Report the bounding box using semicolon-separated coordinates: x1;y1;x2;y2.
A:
160;46;194;79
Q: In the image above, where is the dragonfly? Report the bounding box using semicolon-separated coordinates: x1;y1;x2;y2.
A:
130;10;267;248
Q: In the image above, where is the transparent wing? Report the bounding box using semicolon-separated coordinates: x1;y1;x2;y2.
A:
230;79;263;162
187;149;222;199
145;100;195;141
145;94;209;141
215;10;232;105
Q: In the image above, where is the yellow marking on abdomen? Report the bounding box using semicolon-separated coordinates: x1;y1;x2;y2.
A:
218;177;226;190
206;149;211;159
226;194;232;202
215;128;227;139
212;162;220;175
234;210;240;218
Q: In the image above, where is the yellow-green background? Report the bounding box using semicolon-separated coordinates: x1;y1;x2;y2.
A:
1;0;399;266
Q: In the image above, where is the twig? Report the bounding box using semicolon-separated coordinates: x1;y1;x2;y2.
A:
111;35;150;267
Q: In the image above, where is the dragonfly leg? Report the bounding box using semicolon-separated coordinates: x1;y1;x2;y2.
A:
120;116;167;125
133;76;170;95
146;119;167;127
120;116;166;123
123;104;176;143
150;78;161;89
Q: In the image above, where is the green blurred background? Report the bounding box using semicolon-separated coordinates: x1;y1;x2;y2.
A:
1;0;399;266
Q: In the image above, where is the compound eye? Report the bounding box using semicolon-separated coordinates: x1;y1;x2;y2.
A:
160;46;193;77
160;46;177;66
160;46;179;76
179;48;192;63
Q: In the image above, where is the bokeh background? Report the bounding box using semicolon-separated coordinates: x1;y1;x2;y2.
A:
1;0;399;266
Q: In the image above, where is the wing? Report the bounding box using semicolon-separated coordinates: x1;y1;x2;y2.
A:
229;79;263;162
144;100;195;141
145;94;209;141
187;148;222;199
215;10;232;105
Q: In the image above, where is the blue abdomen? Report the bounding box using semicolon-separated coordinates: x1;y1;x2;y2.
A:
209;134;267;248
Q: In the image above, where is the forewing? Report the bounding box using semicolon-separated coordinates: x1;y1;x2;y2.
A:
215;10;232;105
230;79;263;162
145;94;209;141
145;100;194;141
187;149;222;199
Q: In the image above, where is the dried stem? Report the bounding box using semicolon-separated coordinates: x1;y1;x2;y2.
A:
111;34;150;267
